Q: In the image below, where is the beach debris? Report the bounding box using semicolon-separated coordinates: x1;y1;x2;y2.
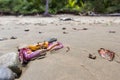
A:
60;17;73;21
88;54;96;60
18;39;63;64
24;29;30;32
72;28;88;31
109;31;116;33
0;67;16;80
0;52;22;77
39;31;42;34
72;28;80;31
63;31;68;34
62;27;66;30
46;38;57;43
98;48;115;61
0;37;8;41
47;42;64;51
10;36;17;39
66;46;70;52
82;28;88;30
19;48;47;64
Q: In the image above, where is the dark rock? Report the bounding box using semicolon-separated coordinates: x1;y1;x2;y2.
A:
72;28;79;30
82;28;88;30
88;54;96;60
62;27;66;30
63;32;68;34
24;29;30;32
10;36;17;39
39;32;42;34
0;67;16;80
46;38;57;43
109;31;116;33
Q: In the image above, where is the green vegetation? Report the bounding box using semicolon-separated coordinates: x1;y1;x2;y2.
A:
0;0;119;15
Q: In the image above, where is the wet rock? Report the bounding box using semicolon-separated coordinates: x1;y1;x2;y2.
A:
0;52;22;77
0;67;16;80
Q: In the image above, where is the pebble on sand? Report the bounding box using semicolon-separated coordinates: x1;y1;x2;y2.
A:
24;29;30;32
10;36;17;39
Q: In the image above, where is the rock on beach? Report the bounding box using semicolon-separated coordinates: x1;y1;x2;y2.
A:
0;52;22;77
0;66;16;80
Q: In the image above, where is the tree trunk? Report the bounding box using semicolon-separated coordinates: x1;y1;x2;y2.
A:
43;0;51;17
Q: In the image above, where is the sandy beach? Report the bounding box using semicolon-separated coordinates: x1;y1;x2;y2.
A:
0;14;120;80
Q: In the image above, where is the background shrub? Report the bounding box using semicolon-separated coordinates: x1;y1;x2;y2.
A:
0;0;119;15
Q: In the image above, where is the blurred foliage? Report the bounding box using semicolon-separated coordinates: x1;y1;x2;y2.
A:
0;0;119;15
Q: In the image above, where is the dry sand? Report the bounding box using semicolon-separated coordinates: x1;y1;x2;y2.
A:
0;14;120;80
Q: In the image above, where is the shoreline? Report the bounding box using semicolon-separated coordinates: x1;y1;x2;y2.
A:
0;15;120;25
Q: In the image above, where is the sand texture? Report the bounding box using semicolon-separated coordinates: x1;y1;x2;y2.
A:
0;15;120;80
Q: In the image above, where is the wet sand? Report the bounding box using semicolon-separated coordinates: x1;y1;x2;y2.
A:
0;15;120;80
